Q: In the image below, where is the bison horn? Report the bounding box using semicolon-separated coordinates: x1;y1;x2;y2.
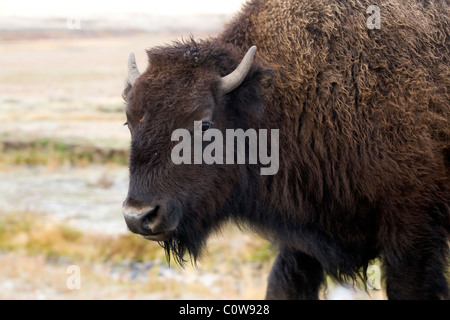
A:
128;52;141;86
220;46;257;94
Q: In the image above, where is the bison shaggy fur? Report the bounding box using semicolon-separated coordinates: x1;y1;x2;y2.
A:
122;0;450;299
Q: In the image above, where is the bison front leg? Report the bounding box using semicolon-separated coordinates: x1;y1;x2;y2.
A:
379;205;449;300
266;247;324;300
382;234;449;299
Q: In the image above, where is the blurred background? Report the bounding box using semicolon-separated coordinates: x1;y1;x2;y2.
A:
0;0;383;299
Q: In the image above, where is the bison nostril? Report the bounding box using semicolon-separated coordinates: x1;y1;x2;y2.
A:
123;205;159;235
141;206;159;230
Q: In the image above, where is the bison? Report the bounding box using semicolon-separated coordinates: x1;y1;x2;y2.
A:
121;0;450;299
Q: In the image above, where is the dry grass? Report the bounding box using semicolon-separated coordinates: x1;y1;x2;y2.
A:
0;210;275;299
0;137;129;166
0;211;169;263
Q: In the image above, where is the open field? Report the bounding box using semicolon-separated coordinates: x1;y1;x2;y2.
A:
0;211;275;299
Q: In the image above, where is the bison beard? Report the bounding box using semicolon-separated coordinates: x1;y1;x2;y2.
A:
160;238;188;267
159;202;219;267
159;226;203;267
122;0;450;300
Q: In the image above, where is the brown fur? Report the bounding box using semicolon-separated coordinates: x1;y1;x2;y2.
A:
123;0;449;299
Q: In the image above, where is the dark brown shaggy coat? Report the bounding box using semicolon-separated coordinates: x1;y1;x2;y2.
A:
123;0;449;299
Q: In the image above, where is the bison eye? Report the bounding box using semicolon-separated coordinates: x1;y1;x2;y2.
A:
201;121;211;132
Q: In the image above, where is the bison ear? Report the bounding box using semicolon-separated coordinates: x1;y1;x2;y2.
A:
253;67;274;91
241;66;274;98
227;66;274;120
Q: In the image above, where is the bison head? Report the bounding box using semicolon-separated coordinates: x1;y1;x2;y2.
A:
121;40;273;265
